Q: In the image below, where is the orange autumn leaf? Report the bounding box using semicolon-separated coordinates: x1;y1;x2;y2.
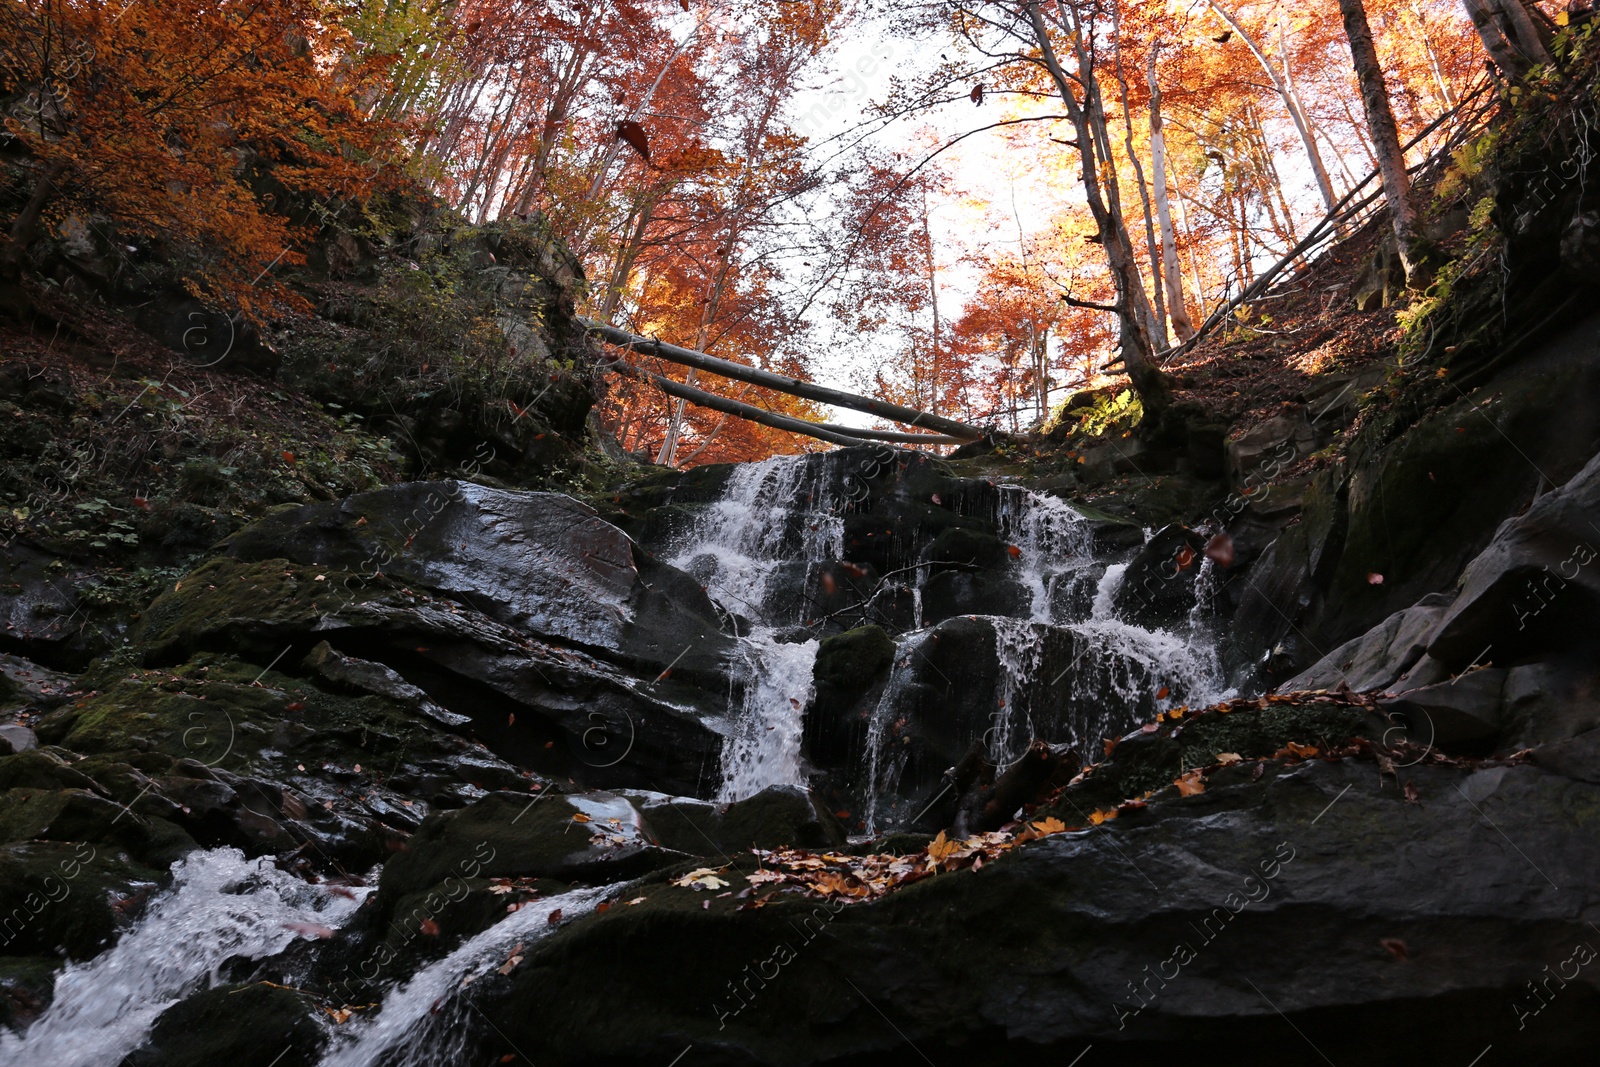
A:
1174;769;1206;796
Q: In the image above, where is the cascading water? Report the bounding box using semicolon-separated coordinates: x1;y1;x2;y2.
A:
669;456;839;801
318;887;608;1067
858;488;1235;829
0;847;371;1067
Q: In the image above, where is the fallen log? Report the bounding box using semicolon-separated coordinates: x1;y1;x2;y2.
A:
584;318;985;441
604;358;968;448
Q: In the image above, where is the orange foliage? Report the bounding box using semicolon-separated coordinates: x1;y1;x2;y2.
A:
0;0;404;318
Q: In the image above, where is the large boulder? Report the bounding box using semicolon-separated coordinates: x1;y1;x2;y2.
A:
220;482;738;685
480;750;1600;1065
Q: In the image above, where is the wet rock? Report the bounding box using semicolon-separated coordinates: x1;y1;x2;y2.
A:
0;725;35;755
129;983;324;1067
0;956;57;1030
485;756;1600;1065
1226;409;1316;481
1379;668;1506;750
917;570;1028;627
718;785;847;851
375;790;685;922
1499;660;1600;749
1279;593;1453;693
0;841;161;959
301;640;468;727
220;482;738;686
1427;446;1600;669
0;654;76;709
1112;525;1208;628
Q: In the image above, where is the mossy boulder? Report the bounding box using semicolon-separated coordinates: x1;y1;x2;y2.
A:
812;626;895;692
0;841;161;959
128;983;325;1067
374;790;687;925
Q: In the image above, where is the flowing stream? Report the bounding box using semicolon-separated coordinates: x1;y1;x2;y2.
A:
0;848;370;1066
317;887;608;1067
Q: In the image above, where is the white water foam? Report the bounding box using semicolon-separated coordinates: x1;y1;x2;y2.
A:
318;886;608;1067
670;456;839;800
0;847;370;1067
719;631;820;801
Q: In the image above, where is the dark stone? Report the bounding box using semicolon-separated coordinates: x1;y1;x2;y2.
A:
129;983;324;1067
1112;525;1207;629
482;756;1600;1065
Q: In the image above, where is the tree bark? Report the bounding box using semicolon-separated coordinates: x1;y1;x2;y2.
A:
584;320;985;439
1142;95;1197;329
0;162;63;284
603;358;967;448
1025;1;1170;420
1209;1;1340;218
1338;0;1428;286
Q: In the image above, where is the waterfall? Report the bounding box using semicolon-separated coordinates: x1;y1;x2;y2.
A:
998;486;1095;623
718;630;819;801
861;631;932;833
318;887;608;1067
670;457;837;800
0;848;370;1067
853;492;1235;831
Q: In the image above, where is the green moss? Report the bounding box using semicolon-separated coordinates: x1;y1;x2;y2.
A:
813;626;896;691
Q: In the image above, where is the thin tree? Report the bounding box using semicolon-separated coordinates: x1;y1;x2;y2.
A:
1025;0;1171;419
1338;0;1428;286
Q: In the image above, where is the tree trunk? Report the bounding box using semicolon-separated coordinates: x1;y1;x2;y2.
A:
1461;0;1552;77
1338;0;1429;286
1147;49;1195;342
1209;1;1339;218
1110;1;1167;346
1025;1;1170;420
0;162;62;285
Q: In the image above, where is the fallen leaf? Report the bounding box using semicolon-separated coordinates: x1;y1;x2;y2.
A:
1175;545;1196;571
1402;781;1420;804
1215;752;1243;765
615;119;650;162
571;812;592;823
1285;741;1320;758
1156;686;1170;700
1203;532;1235;568
548;909;563;925
285;701;305;712
1367;572;1384;585
1029;816;1067;835
419;919;440;936
672;868;731;890
282;451;296;464
1174;769;1206;797
285;921;336;939
970;83;984;105
927;830;961;867
626;896;646;906
1380;937;1409;961
1006;544;1022;558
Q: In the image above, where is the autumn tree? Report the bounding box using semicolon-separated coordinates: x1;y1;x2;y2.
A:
0;0;400;319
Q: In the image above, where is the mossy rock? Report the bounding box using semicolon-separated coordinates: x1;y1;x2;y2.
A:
134;557;405;665
812;626;895;692
1042;699;1375;813
374;790;686;925
0;956;59;1031
920;526;1011;571
0;841;162;959
128;983;325;1067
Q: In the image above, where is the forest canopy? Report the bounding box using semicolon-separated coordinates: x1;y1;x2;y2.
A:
0;0;1561;463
